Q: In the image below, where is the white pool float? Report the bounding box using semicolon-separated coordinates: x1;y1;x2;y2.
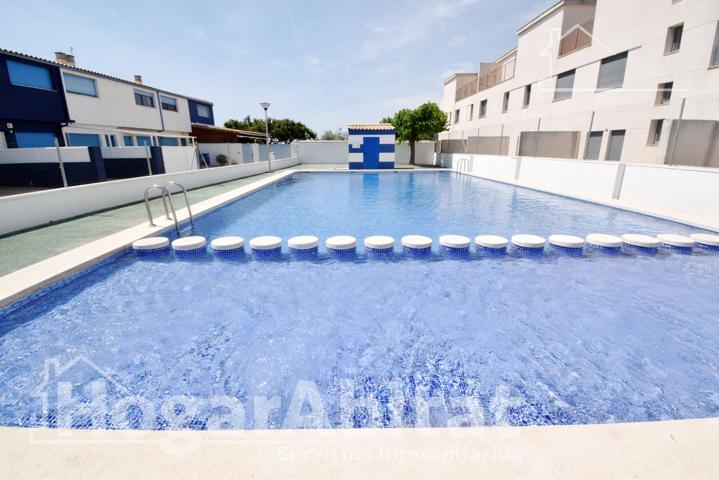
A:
622;234;659;249
439;235;471;249
511;234;546;249
250;236;282;251
474;235;508;250
657;234;694;249
549;234;585;249
585;233;622;249
364;236;395;251
401;235;433;249
691;233;719;248
132;236;169;251
288;235;319;250
326;235;357;251
172;236;206;252
210;236;244;251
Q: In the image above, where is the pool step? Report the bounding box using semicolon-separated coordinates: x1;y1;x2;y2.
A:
132;232;719;259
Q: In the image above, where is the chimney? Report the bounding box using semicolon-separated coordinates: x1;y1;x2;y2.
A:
54;51;76;67
133;75;143;85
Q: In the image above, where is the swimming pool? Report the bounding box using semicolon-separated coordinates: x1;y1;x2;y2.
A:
1;171;718;430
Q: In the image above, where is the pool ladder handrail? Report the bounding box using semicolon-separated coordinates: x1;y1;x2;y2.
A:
143;182;194;235
164;181;194;228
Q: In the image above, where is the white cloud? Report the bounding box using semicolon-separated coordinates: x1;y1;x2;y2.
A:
362;0;482;57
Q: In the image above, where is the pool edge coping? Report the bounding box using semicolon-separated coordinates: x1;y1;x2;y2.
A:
0;417;717;478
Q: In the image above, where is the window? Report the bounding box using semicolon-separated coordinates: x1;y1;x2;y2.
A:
158;137;179;146
104;135;116;147
135;136;152;146
468;104;474;121
14;131;56;148
585;131;603;160
647;119;664;145
6;60;53;90
523;84;532;108
597;52;628;89
502;91;510;113
655;82;673;105
454;109;460;124
123;135;134;146
134;89;155;108
63;73;97;97
554;69;575;101
160;95;178;112
606;130;626;161
196;103;211;118
479;99;487;118
711;22;719;67
67;133;101;147
665;23;683;54
447;111;452;125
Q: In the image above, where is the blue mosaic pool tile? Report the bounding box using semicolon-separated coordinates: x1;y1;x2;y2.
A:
252;247;282;260
134;246;170;257
476;246;507;256
623;244;658;255
290;246;319;259
174;247;207;257
402;246;432;258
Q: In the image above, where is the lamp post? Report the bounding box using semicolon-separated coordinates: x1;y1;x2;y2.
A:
260;102;272;172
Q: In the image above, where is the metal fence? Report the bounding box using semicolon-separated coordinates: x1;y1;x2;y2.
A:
438;92;719;168
0;138;299;198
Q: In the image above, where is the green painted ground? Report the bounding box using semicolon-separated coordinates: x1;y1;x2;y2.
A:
0;172;274;277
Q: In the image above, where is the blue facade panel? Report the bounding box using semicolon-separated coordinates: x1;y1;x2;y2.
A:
188;99;214;125
0;52;70;147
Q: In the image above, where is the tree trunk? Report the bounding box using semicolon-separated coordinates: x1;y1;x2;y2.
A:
409;140;416;166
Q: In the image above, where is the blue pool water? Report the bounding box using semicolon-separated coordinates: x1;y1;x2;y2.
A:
1;171;718;430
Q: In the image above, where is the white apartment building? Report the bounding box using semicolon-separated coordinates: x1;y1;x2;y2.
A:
440;0;719;167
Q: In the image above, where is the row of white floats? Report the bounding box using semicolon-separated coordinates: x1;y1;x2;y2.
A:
132;232;719;257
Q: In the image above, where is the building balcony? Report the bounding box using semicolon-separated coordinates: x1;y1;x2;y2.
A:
455;56;516;102
559;17;594;57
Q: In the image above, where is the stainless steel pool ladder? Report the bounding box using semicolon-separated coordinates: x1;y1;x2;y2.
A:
456;157;471;174
143;182;194;235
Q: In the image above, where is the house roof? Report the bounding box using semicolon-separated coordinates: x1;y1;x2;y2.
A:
347;123;395;131
191;123;266;139
0;47;213;105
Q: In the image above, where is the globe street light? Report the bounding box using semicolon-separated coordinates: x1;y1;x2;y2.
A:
260;102;272;172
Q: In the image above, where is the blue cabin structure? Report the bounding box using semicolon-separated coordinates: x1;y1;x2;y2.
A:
348;124;395;169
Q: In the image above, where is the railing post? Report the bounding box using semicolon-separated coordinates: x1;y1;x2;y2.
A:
144;145;153;175
583;111;595;160
54;138;68;188
667;97;686;166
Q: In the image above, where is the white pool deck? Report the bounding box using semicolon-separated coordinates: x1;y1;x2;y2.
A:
1;419;718;479
1;164;718;478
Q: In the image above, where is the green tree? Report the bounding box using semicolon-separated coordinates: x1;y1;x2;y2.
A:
224;116;317;143
320;128;348;140
382;102;447;165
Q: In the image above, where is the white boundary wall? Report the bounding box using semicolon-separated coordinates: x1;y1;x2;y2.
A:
161;146;199;173
444;153;719;229
0;158;299;235
297;141;435;165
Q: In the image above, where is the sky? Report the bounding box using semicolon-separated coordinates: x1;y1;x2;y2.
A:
0;0;553;134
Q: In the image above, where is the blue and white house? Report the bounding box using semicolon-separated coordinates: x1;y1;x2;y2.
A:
0;50;70;148
348;123;395;169
0;49;215;149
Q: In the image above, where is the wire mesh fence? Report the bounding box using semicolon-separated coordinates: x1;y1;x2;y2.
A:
438;92;719;168
0;130;299;198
